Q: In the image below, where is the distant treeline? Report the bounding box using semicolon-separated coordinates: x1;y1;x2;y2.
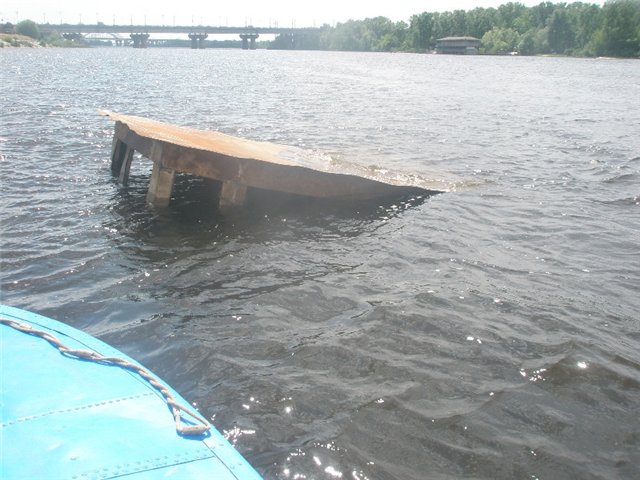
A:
272;0;640;57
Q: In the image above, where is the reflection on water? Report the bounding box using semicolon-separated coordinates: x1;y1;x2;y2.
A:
107;171;431;251
1;48;639;480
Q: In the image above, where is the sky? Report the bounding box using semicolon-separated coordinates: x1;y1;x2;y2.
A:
0;1;605;28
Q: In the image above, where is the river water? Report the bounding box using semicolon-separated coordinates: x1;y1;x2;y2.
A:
1;48;639;479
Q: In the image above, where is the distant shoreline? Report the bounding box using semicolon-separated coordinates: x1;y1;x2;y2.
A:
1;35;637;61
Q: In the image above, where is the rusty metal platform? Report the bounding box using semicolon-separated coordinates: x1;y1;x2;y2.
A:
101;110;466;210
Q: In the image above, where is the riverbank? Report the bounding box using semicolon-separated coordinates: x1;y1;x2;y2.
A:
0;34;42;48
0;33;81;48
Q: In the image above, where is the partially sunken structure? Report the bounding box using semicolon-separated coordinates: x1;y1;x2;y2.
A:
102;110;467;211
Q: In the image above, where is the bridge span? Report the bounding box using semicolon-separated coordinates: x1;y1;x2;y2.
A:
39;23;320;49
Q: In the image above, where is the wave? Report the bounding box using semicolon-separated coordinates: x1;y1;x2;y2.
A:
602;172;639;184
599;195;639;206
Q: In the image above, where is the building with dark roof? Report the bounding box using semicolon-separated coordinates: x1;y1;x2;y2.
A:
436;37;481;55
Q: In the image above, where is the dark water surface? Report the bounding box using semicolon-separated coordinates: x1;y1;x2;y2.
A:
1;49;639;479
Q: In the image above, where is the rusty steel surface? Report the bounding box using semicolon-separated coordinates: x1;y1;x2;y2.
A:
101;110;308;167
101;110;472;195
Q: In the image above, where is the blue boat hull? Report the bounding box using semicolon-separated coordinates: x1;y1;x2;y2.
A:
0;304;262;480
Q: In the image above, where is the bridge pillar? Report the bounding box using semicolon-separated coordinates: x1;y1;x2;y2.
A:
147;162;176;207
239;33;259;50
188;33;208;49
219;181;248;211
130;33;150;48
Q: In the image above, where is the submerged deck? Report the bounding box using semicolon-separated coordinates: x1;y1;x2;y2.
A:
101;110;466;210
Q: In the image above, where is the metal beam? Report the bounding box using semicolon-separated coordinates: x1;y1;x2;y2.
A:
40;23;319;35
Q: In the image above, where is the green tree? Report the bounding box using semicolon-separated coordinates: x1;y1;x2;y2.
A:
573;3;604;47
529;1;557;28
598;0;640;57
466;8;497;38
15;19;39;39
518;29;537;54
390;20;408;50
497;2;528;30
568;3;604;55
481;27;521;53
369;18;407;51
406;12;435;50
326;20;367;51
319;17;407;52
376;33;399;51
362;17;397;51
434;11;464;39
451;10;468;35
547;8;576;53
534;27;552;53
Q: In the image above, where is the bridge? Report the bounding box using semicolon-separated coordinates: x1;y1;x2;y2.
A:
38;23;320;49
